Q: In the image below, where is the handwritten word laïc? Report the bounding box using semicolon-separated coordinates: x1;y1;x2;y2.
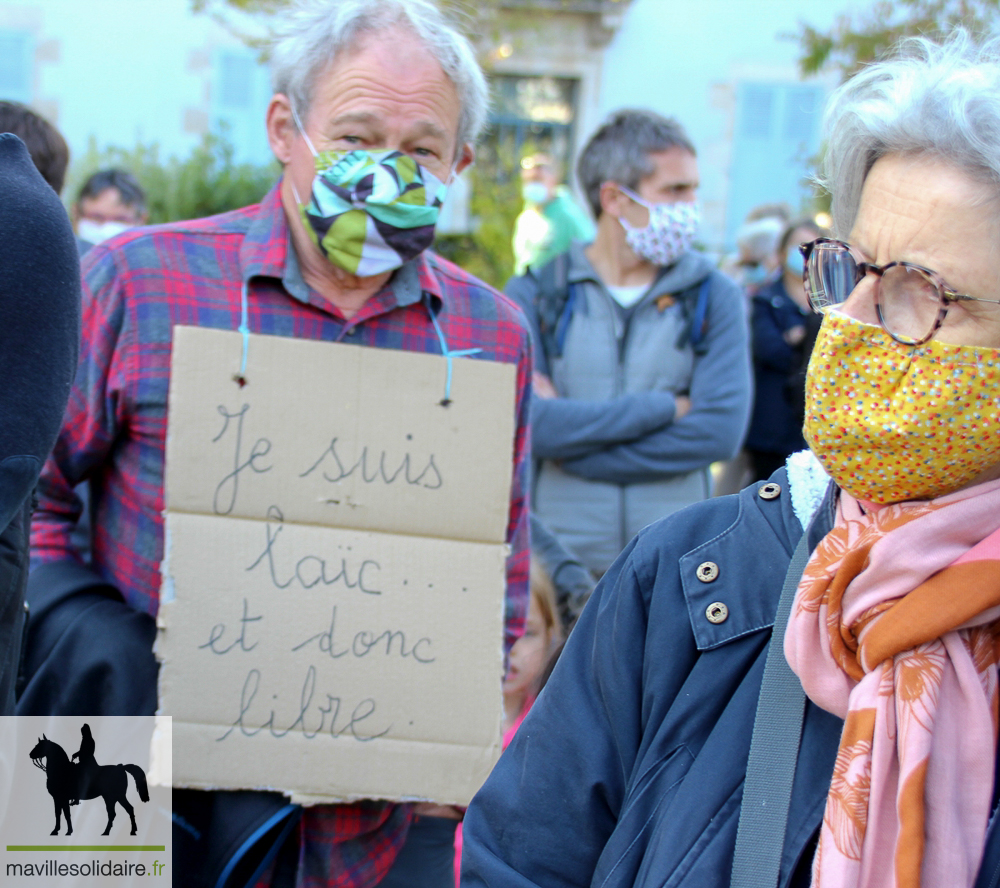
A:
246;505;383;594
300;436;443;490
292;606;435;664
216;665;391;742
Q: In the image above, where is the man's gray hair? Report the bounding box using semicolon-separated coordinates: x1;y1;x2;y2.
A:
821;32;1000;236
269;0;488;151
576;109;696;218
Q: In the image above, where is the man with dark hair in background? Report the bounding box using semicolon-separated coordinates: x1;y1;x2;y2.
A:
73;168;148;249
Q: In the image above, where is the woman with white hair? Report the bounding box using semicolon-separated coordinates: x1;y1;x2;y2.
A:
462;33;1000;888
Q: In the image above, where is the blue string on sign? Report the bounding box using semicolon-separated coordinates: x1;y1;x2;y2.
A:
234;281;250;387
425;294;480;406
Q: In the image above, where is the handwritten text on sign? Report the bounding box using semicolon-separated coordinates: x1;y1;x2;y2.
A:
157;327;516;805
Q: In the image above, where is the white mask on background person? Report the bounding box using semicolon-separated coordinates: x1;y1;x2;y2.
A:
76;219;133;245
617;186;700;267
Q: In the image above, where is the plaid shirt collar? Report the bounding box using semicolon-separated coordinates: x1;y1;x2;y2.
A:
239;181;447;317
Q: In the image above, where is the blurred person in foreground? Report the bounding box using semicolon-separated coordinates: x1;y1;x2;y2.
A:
72;168;148;250
506;109;751;578
511;152;594;276
0;134;79;714
744;217;824;482
23;0;532;885
463;34;1000;888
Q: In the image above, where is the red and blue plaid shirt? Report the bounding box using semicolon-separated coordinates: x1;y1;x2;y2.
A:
31;183;531;887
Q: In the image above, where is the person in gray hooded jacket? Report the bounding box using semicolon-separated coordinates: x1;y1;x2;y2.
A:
505;110;752;576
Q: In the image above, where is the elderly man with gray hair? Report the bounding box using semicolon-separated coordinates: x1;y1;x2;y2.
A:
24;1;532;886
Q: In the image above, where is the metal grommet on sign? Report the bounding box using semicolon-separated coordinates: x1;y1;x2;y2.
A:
706;601;729;624
696;561;719;583
758;482;781;500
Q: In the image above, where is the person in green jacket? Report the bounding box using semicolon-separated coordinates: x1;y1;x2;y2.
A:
512;152;594;276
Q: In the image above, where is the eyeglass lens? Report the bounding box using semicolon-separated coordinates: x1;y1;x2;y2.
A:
806;242;942;343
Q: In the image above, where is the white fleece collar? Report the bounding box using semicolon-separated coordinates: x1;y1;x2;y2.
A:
785;449;831;532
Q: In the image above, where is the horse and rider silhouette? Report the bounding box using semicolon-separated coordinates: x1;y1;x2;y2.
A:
29;724;149;836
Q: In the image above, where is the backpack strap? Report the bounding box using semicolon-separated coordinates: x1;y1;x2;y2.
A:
688;278;711;351
672;277;712;354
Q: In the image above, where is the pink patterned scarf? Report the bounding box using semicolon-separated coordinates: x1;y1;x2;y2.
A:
784;478;1000;887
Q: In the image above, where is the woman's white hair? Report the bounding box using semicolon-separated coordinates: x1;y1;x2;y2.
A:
268;0;488;151
821;31;1000;236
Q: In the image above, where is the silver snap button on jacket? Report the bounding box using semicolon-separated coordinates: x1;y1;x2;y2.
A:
706;602;729;624
696;561;719;583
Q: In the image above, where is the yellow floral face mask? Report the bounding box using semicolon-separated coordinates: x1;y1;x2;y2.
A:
804;312;1000;504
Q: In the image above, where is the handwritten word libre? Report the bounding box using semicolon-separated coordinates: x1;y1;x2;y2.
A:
218;665;390;742
211;403;443;517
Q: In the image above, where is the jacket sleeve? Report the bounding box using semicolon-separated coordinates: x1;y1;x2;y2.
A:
529;513;594;628
502;313;533;655
461;533;650;887
30;243;127;567
557;273;753;484
504;271;680;459
531;392;678;459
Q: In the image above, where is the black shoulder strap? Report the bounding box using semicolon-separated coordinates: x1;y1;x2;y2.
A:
729;529;812;888
532;251;572;361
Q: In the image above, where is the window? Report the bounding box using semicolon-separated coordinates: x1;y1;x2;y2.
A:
486;74;580;182
210;48;273;165
0;30;33;103
726;81;825;248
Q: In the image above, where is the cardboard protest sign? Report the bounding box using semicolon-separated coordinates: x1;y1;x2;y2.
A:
157;327;516;805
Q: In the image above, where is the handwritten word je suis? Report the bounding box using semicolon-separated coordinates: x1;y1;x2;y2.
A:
212;403;272;515
300;434;443;489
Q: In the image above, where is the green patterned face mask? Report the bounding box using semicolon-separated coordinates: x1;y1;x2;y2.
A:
295;143;449;276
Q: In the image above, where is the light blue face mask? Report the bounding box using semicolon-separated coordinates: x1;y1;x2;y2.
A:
522;182;549;206
785;245;805;277
743;263;768;285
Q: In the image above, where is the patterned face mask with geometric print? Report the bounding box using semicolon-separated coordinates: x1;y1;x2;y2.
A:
616;185;700;268
290;109;450;277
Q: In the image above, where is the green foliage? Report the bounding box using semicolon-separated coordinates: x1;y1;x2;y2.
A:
797;0;1000;79
434;154;522;291
796;0;1000;216
68;127;279;223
